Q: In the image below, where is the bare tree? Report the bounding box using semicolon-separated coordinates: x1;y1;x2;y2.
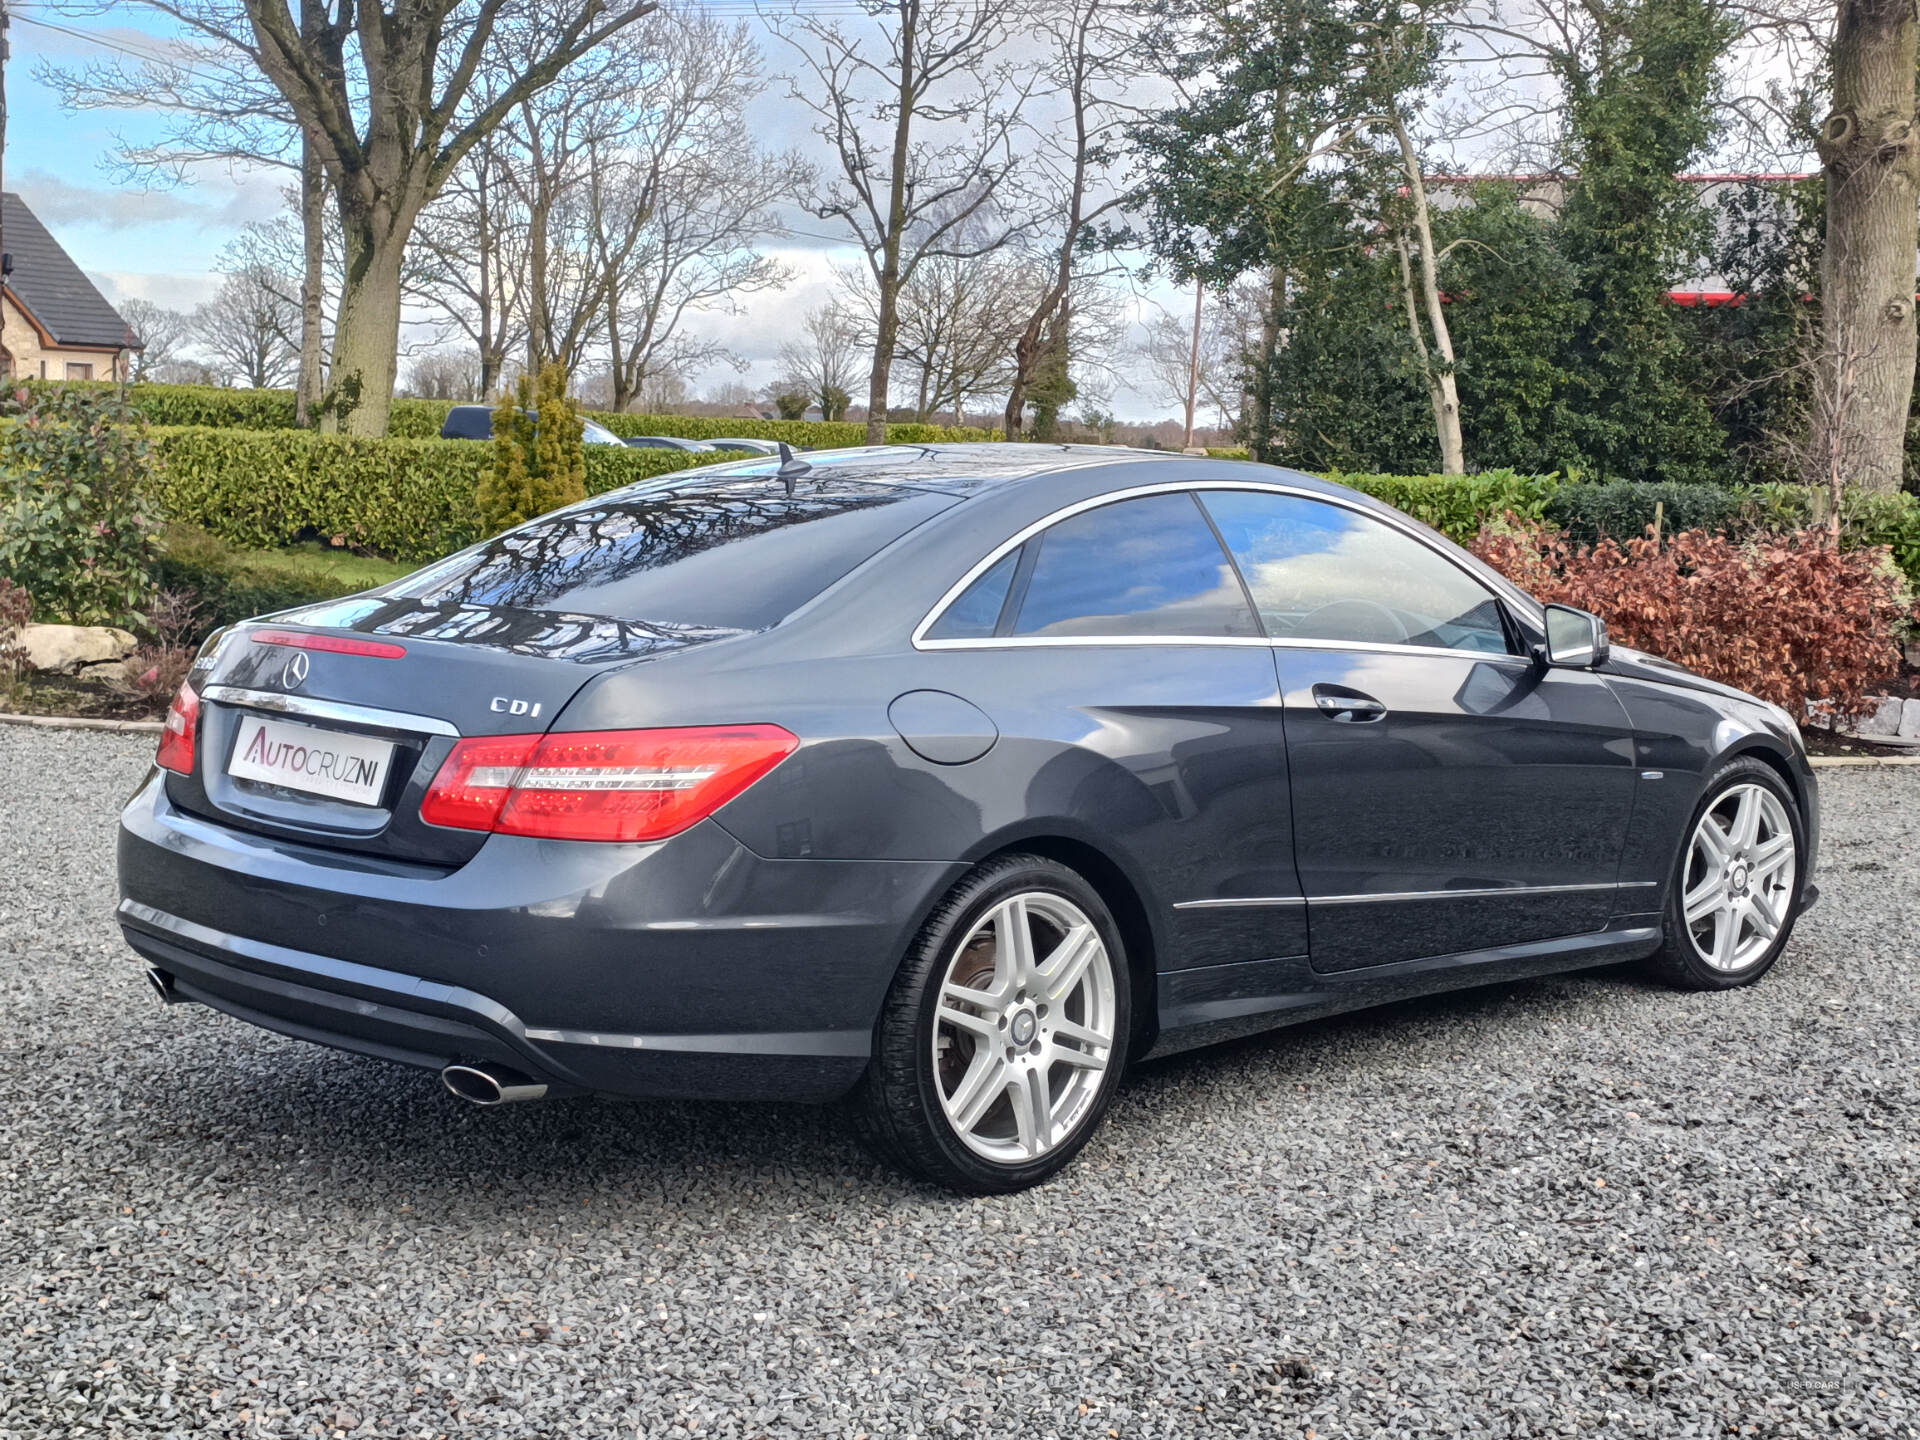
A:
403;350;482;401
1140;278;1259;436
776;302;863;421
41;9;331;416
1001;0;1137;437
192;264;301;388
1814;0;1919;494
413;132;529;400
770;0;1032;442
871;249;1026;423
116;299;193;383
52;0;662;435
595;15;800;412
1384;115;1464;474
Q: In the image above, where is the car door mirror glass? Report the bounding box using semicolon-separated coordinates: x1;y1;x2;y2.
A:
1543;604;1609;668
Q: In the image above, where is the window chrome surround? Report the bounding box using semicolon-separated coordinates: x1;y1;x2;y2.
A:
911;479;1545;658
201;684;461;738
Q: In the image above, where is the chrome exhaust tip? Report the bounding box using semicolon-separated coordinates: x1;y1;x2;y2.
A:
440;1062;548;1106
145;967;179;1005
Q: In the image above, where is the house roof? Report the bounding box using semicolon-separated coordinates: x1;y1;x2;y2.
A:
2;193;139;350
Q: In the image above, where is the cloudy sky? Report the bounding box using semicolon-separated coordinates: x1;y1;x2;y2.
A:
4;4;1200;422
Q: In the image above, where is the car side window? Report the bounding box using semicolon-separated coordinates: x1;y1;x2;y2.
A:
1200;490;1513;654
926;549;1021;640
1007;493;1259;639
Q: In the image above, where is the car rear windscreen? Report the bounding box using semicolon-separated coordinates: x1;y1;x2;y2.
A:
397;477;957;632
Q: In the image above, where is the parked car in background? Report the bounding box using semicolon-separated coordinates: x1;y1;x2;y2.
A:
117;446;1818;1194
704;438;781;456
622;435;717;453
440;405;627;447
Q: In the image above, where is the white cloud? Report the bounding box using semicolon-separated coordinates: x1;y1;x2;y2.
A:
91;269;223;311
14;166;288;233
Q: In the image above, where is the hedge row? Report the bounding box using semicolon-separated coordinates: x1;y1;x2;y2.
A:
139;417;1920;587
1332;470;1920;588
389;403;1000;447
148;427;738;562
25;381;998;447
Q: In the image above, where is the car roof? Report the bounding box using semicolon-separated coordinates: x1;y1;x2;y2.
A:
674;442;1193;496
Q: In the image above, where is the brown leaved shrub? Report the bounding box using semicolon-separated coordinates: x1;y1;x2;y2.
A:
109;590;203;710
1469;519;1916;722
0;578;31;698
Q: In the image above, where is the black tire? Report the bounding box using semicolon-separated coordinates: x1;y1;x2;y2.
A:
847;854;1132;1194
1642;756;1806;991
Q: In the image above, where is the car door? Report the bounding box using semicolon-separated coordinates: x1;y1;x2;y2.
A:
1198;487;1639;973
917;489;1307;972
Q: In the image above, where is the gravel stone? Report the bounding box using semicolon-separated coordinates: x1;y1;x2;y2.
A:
2;726;1916;1438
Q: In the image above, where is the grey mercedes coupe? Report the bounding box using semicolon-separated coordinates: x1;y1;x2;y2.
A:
117;445;1817;1192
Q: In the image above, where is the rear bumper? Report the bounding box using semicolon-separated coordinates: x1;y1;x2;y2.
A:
117;772;960;1102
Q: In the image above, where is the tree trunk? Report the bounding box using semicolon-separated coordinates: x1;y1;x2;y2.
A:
1392;118;1464;475
1815;0;1920;495
1248;266;1286;461
295;137;326;427
320;207;410;437
866;283;899;443
1182;281;1202;451
476;153;501;400
1004;321;1040;438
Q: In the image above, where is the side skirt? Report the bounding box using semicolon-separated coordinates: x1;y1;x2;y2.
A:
1143;920;1663;1059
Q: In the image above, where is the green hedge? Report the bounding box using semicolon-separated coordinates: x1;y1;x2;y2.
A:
1332;470;1561;544
148;427;738;562
1329;469;1920;589
30;381;1001;447
1541;480;1756;548
153;526;403;632
389;402;999;446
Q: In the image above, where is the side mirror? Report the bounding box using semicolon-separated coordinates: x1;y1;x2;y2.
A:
1542;603;1609;669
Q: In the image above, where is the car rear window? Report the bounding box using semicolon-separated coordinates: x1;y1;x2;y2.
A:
397;477;956;631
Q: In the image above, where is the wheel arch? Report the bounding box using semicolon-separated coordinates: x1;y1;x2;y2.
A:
1719;736;1810;820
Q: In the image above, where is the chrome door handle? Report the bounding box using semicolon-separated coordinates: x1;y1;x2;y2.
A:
1312;686;1388;722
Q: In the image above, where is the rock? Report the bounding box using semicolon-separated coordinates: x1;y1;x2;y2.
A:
21;623;136;675
1850;695;1904;738
1900;699;1920;742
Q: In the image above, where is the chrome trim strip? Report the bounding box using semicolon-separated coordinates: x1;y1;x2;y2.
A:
201;685;461;738
911;477;1543;652
1310;881;1624;906
522;1025;870;1057
1171;896;1307;910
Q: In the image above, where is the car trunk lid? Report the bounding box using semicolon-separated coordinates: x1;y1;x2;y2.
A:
166;596;744;866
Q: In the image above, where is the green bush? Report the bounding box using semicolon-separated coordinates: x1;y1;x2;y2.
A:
1333;470;1561;544
149;428;738;562
21;379;302;430
1542;480;1756;548
152;525;386;635
0;384;162;626
60;381;1002;446
477;362;585;532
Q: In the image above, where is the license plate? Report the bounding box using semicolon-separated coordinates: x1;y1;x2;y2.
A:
228;713;396;807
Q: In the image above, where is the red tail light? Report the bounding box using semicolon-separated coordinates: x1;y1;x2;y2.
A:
420;725;798;842
156;680;200;775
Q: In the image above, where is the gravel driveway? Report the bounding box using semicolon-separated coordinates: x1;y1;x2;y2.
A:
2;726;1916;1439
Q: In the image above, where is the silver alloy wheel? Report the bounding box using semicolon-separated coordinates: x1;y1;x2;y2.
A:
932;891;1117;1164
1681;781;1797;972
